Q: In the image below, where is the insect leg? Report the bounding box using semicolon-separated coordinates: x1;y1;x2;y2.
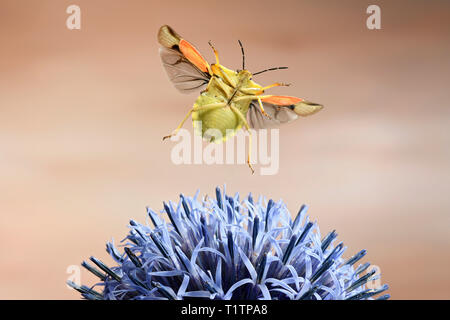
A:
257;97;272;119
208;41;237;88
162;109;194;141
229;105;255;174
162;103;227;140
254;82;290;95
208;41;220;65
210;77;233;97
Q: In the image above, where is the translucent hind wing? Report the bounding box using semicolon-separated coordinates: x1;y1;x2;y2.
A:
247;102;298;129
159;47;210;93
158;25;211;94
248;96;323;129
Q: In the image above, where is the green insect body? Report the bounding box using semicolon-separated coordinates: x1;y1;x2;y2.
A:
157;24;323;173
192;67;262;143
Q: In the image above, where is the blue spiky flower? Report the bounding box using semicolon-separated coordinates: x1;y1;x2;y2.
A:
68;187;389;300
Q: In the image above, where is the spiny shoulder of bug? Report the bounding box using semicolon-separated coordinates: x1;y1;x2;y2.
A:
208;62;263;96
206;43;286;96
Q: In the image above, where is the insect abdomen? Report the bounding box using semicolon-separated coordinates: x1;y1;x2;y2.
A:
192;106;241;143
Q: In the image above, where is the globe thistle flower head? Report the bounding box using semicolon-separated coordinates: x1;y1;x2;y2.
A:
69;187;389;300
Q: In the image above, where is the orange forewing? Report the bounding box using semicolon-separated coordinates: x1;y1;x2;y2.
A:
179;39;209;73
261;96;303;106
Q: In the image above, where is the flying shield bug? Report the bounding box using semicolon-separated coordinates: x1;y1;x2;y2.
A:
158;25;323;173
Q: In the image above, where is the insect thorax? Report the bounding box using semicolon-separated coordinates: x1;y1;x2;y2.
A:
191;73;253;143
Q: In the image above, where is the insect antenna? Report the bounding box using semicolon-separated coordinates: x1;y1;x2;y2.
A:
253;66;288;76
238;40;245;70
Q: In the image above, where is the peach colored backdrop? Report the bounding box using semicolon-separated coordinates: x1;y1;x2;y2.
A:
1;0;449;299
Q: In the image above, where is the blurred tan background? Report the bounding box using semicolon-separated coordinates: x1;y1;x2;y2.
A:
1;0;449;299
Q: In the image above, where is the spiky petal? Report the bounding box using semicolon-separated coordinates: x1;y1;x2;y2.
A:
69;187;389;300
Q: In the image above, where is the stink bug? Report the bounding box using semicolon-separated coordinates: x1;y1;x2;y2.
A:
158;25;323;173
